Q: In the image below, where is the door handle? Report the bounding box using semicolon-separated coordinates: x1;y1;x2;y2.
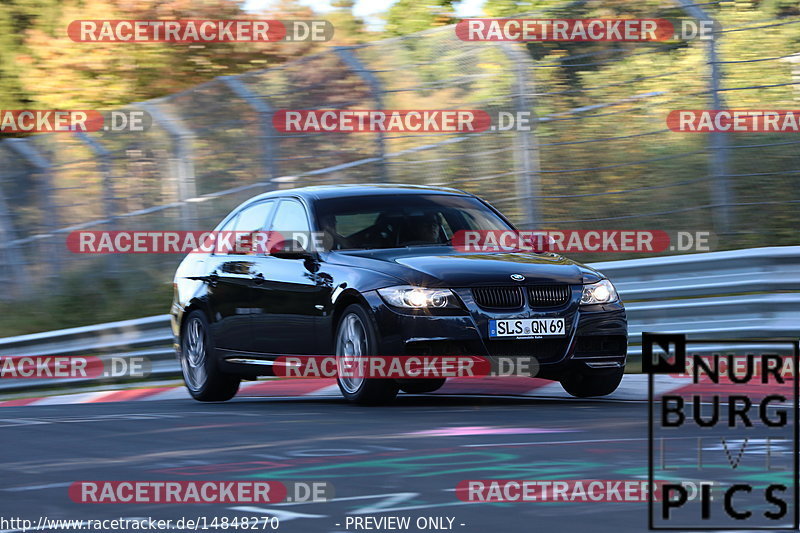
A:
252;272;265;284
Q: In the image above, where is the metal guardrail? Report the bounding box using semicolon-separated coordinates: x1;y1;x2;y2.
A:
0;245;796;392
604;246;799;346
0;315;174;392
0;315;171;357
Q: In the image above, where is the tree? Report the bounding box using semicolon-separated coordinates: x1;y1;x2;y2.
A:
328;0;373;44
482;0;565;18
384;0;457;36
0;0;61;111
11;0;320;111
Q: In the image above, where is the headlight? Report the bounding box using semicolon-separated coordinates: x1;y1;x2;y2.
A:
581;279;618;305
378;286;461;309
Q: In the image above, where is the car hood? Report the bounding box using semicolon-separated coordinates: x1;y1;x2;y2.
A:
328;247;604;287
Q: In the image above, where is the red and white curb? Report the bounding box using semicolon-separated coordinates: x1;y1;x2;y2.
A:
0;374;724;407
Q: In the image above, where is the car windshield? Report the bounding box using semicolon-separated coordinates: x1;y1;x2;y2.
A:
314;193;514;251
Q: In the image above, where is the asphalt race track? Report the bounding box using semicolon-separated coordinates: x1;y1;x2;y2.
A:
0;393;660;533
1;388;792;533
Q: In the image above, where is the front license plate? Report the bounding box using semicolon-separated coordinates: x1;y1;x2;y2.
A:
489;318;565;338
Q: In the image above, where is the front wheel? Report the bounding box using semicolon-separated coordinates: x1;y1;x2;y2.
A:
560;365;624;398
335;304;398;405
181;310;240;402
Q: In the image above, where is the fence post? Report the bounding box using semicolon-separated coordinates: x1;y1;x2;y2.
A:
75;132;116;226
334;46;388;182
780;53;800;101
675;0;731;234
141;101;198;229
0;158;30;299
221;75;280;182
500;42;541;229
75;131;121;274
5;138;63;277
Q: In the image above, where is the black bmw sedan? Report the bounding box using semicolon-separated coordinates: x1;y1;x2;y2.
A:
170;184;627;404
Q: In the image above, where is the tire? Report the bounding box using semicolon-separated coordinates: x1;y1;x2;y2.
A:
560;365;624;398
335;304;399;405
398;378;446;394
180;310;240;402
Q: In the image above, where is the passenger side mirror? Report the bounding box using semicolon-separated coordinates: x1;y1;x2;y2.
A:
525;232;558;253
269;239;314;260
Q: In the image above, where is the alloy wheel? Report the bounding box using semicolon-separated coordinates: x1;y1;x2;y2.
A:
336;313;368;394
182;316;208;392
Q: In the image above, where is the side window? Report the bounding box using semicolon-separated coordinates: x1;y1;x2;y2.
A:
213;214;237;254
269;199;310;235
267;199;311;252
217;214;238;233
234;201;274;232
218;200;274;255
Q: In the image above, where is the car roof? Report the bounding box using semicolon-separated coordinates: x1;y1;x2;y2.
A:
245;183;471;203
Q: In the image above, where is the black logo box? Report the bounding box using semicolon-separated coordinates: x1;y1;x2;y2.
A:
644;333;800;531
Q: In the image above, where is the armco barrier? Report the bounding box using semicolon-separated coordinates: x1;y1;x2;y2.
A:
0;245;796;393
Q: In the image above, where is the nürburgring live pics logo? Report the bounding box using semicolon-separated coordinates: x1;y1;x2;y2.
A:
645;333;799;530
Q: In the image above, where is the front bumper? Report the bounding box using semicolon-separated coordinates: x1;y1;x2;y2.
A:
365;288;627;380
